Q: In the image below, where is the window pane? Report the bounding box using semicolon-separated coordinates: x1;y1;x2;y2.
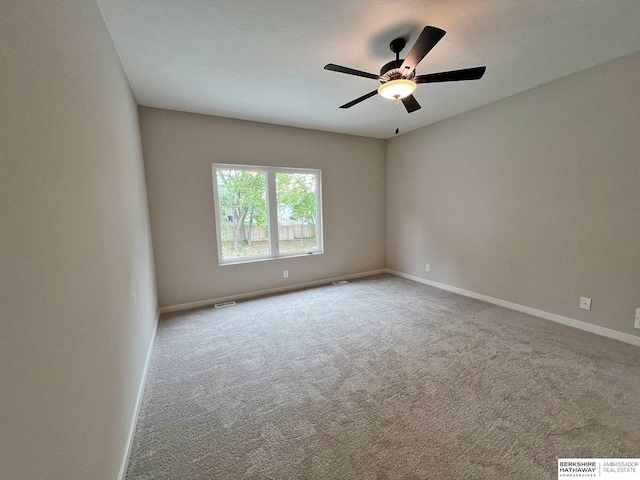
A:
216;168;270;260
276;172;319;254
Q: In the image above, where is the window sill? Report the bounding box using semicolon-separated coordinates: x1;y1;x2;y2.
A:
219;251;324;266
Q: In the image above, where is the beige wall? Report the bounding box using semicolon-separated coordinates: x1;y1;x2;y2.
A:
387;51;640;337
0;1;157;478
139;107;386;308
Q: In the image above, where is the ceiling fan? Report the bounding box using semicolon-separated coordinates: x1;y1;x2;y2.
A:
324;26;486;113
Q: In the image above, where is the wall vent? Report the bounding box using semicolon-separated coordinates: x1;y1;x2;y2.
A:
332;280;349;286
214;301;236;309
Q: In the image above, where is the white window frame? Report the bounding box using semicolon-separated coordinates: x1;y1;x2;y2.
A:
211;163;324;265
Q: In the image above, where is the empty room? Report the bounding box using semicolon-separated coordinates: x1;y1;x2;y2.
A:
2;0;640;479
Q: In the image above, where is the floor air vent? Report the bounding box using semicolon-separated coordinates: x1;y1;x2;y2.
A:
214;301;236;309
332;280;349;286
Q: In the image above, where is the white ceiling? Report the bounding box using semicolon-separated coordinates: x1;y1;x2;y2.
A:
97;0;640;139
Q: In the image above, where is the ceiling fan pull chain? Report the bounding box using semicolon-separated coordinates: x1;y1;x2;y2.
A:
395;98;400;135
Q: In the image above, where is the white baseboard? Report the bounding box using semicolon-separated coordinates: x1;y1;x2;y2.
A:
158;269;387;315
385;269;640;348
118;311;160;480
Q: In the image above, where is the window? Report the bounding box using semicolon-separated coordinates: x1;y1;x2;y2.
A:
212;164;323;264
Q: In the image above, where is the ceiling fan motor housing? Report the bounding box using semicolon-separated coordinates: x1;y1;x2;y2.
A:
380;59;415;83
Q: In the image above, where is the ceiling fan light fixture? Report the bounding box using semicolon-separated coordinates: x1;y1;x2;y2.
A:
378;79;417;99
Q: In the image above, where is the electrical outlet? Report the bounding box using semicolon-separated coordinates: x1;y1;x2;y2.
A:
579;297;591;311
283;270;288;278
425;264;430;272
635;308;640;330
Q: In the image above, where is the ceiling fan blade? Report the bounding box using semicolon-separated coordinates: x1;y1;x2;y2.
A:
339;90;378;109
324;63;380;80
415;66;487;84
401;95;421;113
399;26;446;75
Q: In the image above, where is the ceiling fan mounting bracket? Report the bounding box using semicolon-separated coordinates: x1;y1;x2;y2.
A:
389;38;407;57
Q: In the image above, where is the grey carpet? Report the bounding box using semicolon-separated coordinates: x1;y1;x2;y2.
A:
126;274;640;479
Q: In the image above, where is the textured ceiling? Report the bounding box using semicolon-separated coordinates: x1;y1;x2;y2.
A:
97;0;640;139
